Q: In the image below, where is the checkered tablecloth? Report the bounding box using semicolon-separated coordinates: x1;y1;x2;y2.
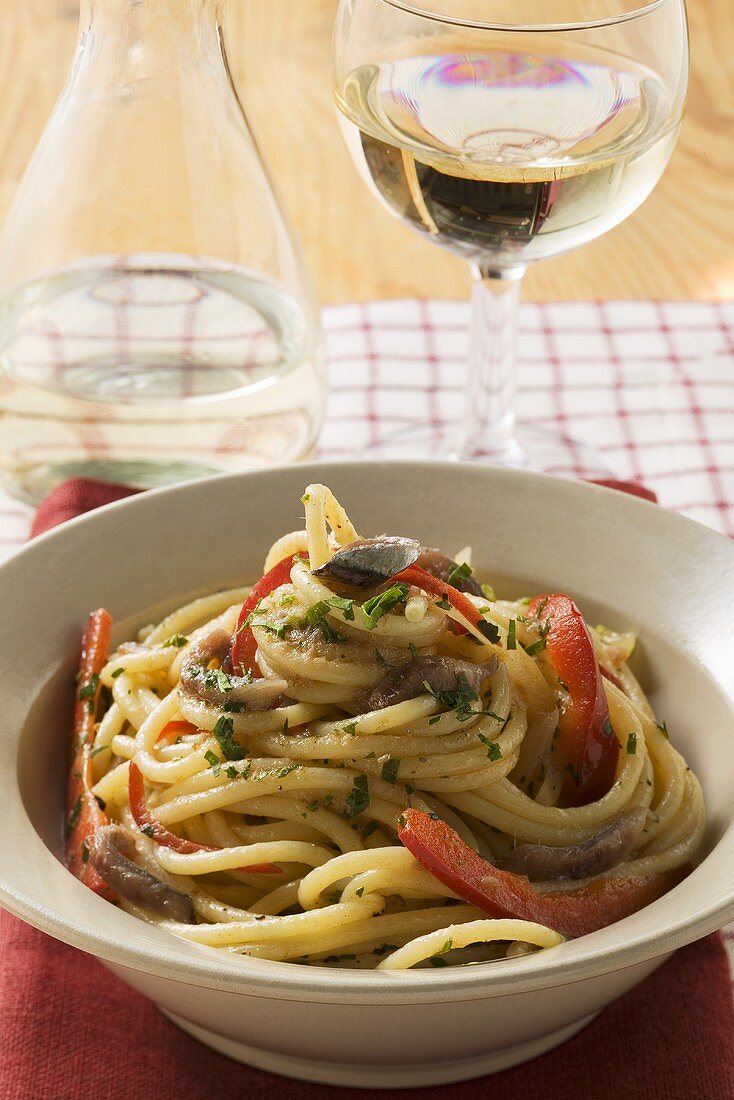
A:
0;297;732;971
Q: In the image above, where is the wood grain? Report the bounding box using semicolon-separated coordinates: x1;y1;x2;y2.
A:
0;0;731;304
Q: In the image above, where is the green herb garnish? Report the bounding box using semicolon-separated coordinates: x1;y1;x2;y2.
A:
110;667;125;679
507;619;517;650
198;666;233;693
375;648;395;670
79;673;99;711
478;734;502;761
422;672;486;722
523;638;547;657
626;732;637;755
163;634;188;648
326;594;355;621
212;715;247;761
447;561;473;586
304;601;348;643
362;584;410;630
381;758;401;784
345;775;370;818
204;749;221;776
66;795;82;836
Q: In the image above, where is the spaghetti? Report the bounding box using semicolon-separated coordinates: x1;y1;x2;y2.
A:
66;484;704;970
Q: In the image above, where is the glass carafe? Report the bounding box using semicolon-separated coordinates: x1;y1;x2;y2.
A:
0;0;326;503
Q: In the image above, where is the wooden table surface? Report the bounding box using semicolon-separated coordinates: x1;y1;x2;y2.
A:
0;1;732;305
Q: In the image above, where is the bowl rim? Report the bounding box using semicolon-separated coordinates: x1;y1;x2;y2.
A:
1;459;733;1002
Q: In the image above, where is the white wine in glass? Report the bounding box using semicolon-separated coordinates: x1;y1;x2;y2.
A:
333;1;689;470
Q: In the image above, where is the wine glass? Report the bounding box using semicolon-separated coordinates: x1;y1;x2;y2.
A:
332;0;689;471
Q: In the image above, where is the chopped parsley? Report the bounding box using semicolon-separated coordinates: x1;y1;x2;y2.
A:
326;595;355;621
361;820;379;840
279;593;295;606
374;648;395;670
381;758;401;784
225;765;239;779
626;732;637;755
223;699;247;713
355;887;365;898
204;749;221;776
422;672;497;723
434;596;452;611
163;634;188;648
523;638;547;657
478;734;502;761
428;715;442;726
428;956;450;968
481;583;496;601
212;715;247;761
140;823;156;838
90;744;107;758
111;667;125;679
79;673;99;712
344;775;370;818
478;619;500;644
341;722;357;737
272;764;300;779
361;584;410;630
252;621;288;639
198;666;233;694
655;720;669;738
506;619;517;650
304;601;348;643
66;795;82;836
447;561;473;586
602;718;614;740
436;937;453;955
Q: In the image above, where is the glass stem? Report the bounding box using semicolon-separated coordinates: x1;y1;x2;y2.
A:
458;264;525;464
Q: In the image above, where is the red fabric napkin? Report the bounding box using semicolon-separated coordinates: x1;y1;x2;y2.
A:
2;477;732;1100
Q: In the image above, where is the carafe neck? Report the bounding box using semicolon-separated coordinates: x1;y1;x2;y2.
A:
78;0;225;66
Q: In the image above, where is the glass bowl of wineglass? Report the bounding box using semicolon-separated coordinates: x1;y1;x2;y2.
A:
332;0;689;472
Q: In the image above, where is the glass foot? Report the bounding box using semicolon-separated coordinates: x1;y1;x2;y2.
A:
360;421;616;480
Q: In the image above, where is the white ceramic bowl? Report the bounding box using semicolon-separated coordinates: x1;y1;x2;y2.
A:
1;462;733;1089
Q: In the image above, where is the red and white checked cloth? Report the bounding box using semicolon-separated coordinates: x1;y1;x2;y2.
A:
1;297;733;972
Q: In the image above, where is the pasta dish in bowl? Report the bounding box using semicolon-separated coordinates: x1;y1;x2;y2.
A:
0;461;731;1086
70;483;704;972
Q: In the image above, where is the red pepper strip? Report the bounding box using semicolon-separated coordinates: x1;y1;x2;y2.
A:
392;565;492;640
230;554;305;677
528;594;619;807
128;762;281;874
156;720;199;746
66;608;116;900
398;809;686;939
